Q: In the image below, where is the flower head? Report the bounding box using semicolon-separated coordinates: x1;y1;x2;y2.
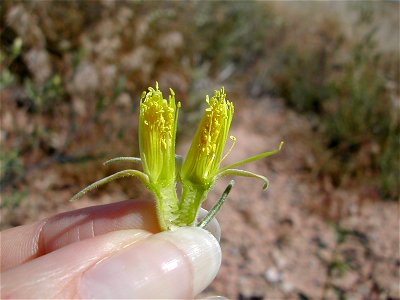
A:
181;87;234;187
71;84;282;231
139;83;180;185
178;87;282;226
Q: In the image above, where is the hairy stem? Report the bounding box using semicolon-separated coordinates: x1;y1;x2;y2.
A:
151;183;180;230
179;182;211;226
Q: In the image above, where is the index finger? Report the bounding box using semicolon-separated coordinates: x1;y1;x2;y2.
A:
0;199;160;271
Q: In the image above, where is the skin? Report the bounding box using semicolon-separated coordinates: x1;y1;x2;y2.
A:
0;199;221;299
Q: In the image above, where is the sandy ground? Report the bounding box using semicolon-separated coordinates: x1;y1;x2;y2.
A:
196;98;399;299
1;97;399;299
1;2;398;299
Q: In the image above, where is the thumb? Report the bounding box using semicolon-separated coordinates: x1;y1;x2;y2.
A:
1;227;221;299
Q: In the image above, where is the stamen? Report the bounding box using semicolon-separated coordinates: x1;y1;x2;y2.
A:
221;135;237;162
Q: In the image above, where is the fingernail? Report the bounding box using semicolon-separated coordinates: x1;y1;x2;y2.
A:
157;227;221;295
80;227;221;299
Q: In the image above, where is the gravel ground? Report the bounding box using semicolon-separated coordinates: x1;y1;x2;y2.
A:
2;96;398;299
1;3;398;299
196;98;399;299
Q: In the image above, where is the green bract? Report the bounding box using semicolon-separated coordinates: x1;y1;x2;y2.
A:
71;84;283;231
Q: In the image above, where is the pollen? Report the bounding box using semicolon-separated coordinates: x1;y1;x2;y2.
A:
139;84;179;184
181;87;235;184
140;86;175;149
198;88;234;156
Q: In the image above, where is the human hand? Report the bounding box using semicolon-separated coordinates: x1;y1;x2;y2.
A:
0;199;221;299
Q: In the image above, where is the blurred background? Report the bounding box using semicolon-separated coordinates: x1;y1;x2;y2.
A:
0;1;399;299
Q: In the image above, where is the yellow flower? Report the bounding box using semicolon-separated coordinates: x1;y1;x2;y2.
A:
139;83;179;186
71;84;283;231
71;83;182;230
179;87;283;226
138;83;181;229
181;87;234;187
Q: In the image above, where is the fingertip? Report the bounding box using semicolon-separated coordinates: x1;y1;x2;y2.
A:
197;208;221;242
156;227;222;296
79;227;221;299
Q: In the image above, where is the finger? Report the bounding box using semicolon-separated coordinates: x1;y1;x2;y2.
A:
1;227;221;299
1;229;150;299
1;199;160;271
197;208;221;241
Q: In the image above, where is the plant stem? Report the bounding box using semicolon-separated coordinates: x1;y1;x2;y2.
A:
179;182;210;226
152;183;180;230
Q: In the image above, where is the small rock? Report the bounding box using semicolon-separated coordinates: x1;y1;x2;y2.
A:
331;270;359;291
264;267;282;284
158;31;184;57
7;5;45;47
72;98;87;117
281;281;294;293
24;48;52;84
272;250;288;269
116;93;132;108
73;62;99;94
121;46;155;74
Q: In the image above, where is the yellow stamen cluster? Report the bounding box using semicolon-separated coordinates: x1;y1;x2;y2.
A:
181;88;234;185
139;84;179;184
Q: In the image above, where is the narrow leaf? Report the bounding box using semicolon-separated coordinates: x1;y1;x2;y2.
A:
217;168;270;190
198;180;235;228
219;141;283;172
103;157;142;166
70;169;149;202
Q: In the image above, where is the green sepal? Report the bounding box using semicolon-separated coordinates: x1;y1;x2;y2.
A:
70;169;150;202
218;141;283;173
217;168;270;190
198;180;235;228
103;157;142;166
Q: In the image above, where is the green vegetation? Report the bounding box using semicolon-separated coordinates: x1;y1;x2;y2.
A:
1;1;398;200
264;19;399;199
24;74;63;113
0;37;22;89
0;150;23;189
190;3;399;199
0;190;27;209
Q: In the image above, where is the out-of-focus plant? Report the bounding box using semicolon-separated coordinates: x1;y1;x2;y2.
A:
325;30;399;198
193;2;272;72
24;74;63;113
0;37;22;89
0;150;24;189
262;16;399;199
0;190;27;209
